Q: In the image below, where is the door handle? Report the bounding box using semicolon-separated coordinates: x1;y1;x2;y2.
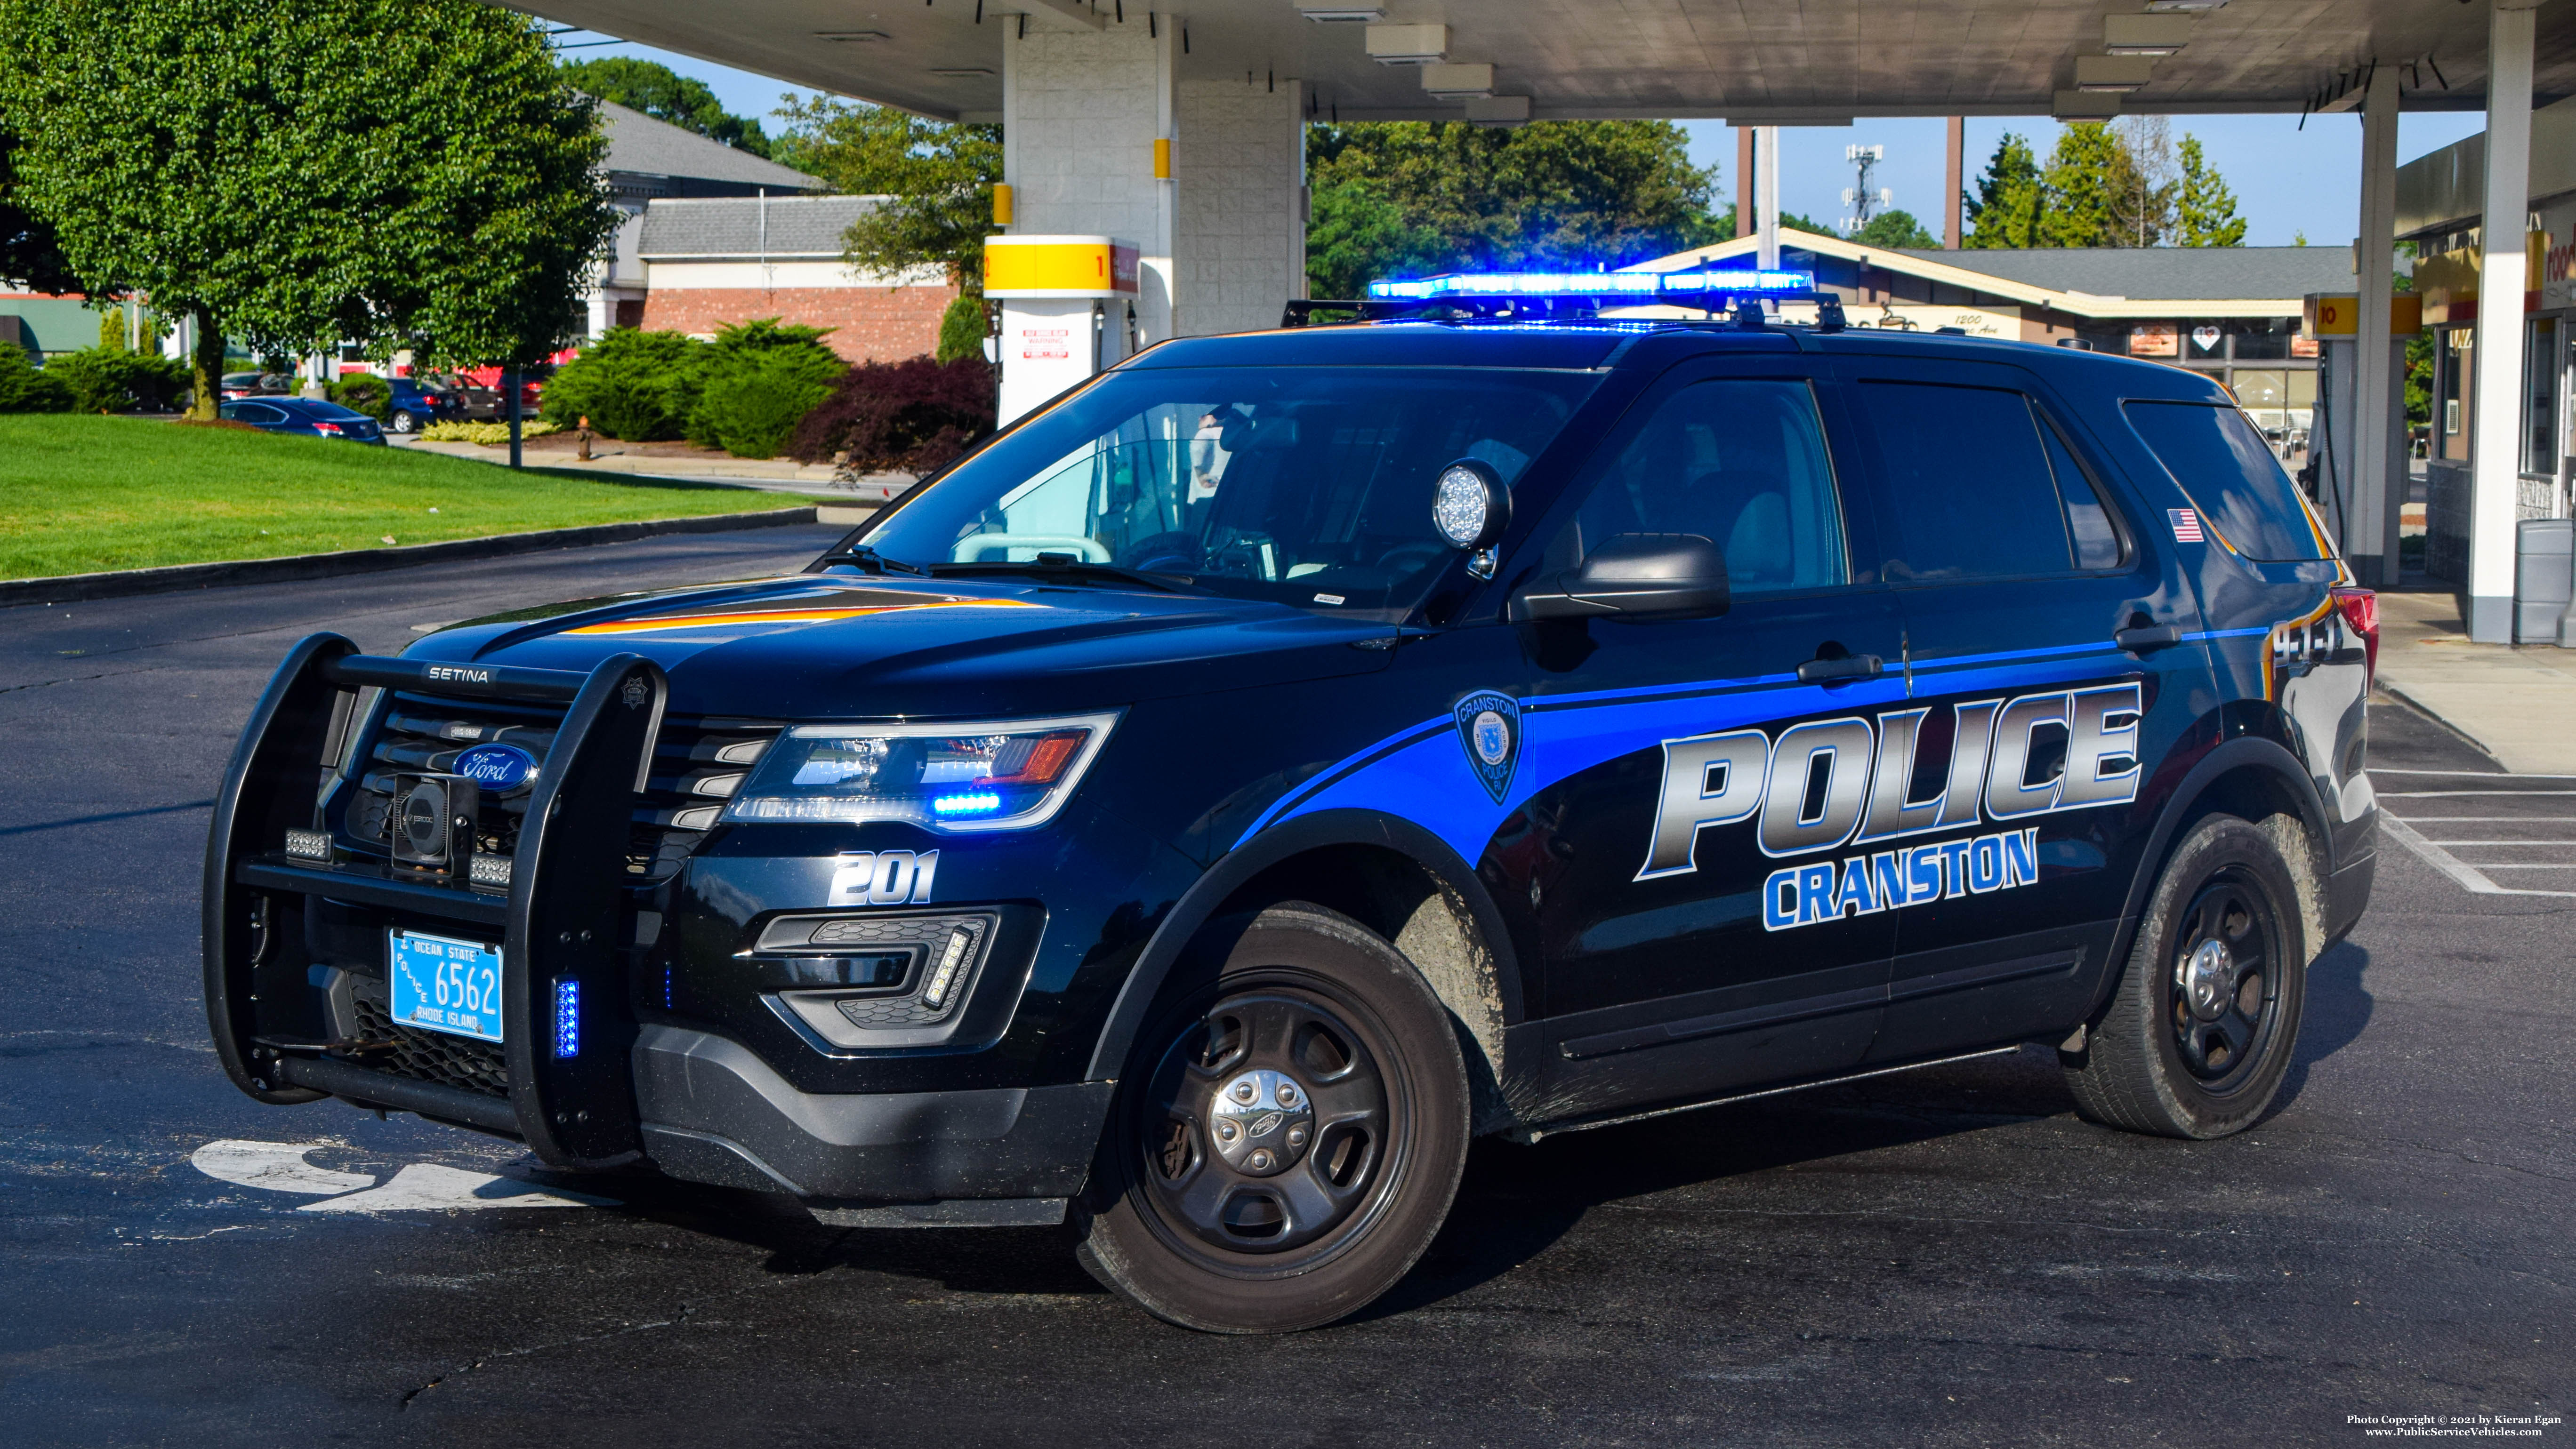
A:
2114;624;2183;653
1797;653;1884;683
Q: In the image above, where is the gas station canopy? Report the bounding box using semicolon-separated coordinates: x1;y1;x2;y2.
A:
509;0;2568;125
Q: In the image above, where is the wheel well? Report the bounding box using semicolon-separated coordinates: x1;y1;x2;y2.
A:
2172;764;2329;964
1212;845;1515;1135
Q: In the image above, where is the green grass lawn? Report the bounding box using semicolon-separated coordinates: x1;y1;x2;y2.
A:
0;415;794;580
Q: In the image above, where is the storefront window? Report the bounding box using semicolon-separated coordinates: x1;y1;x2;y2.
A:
2524;316;2560;475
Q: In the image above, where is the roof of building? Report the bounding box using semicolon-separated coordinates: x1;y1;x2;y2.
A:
595;99;827;192
1638;228;2357;319
1888;245;2361;301
637;195;888;259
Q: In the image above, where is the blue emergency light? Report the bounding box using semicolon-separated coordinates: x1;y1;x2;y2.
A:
1364;268;1818;302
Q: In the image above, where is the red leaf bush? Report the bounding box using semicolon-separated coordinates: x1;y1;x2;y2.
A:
789;355;995;474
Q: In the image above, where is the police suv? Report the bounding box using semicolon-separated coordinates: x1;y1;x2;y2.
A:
206;272;2377;1333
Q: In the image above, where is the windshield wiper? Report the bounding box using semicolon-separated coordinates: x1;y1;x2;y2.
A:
929;557;1193;594
816;544;924;576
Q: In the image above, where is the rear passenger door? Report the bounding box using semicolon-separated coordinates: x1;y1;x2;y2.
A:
1833;357;2214;1063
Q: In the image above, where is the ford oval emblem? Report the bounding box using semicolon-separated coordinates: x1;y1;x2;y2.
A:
454;742;537;794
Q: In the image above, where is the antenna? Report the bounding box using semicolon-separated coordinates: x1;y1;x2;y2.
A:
1841;143;1888;233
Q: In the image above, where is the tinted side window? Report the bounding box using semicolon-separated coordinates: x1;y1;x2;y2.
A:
1572;379;1849;594
2037;417;2127;569
1856;381;2073;582
2123;400;2329;561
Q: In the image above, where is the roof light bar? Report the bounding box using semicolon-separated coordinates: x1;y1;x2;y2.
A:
1365;269;1818;302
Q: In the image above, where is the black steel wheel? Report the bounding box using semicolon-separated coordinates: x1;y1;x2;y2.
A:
2065;815;2309;1139
1074;902;1470;1333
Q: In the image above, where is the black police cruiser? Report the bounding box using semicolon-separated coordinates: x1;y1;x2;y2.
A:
207;270;2378;1333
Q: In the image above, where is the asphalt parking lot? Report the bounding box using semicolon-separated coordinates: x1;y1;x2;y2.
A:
0;530;2566;1447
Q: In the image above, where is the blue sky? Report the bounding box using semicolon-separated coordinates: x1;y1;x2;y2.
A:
556;30;2484;250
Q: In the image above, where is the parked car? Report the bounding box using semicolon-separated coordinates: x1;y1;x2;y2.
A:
426;370;544;422
218;372;292;401
217;397;387;445
383;378;460;435
204;273;2377;1334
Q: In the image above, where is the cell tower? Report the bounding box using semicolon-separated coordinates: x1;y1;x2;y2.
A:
1841;144;1892;232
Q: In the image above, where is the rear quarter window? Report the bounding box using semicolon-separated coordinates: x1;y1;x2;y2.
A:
2122;400;2329;561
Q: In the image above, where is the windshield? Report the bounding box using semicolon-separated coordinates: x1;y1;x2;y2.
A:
853;365;1602;616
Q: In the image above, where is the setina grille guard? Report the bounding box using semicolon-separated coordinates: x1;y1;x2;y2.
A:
203;635;671;1169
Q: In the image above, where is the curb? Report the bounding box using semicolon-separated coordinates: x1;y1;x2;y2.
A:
0;507;826;609
2371;676;2509;769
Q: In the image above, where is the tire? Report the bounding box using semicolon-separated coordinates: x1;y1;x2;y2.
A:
390;410;419;434
1073;902;1471;1333
2065;815;2309;1139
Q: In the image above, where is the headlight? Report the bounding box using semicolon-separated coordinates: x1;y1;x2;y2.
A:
724;712;1119;832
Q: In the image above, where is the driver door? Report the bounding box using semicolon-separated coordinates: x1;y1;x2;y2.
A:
1499;357;1905;1114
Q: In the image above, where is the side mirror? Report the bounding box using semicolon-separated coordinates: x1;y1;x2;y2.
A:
1508;533;1731;623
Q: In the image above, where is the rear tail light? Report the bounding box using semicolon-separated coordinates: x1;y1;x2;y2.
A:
2332;585;2378;683
312;422;343;436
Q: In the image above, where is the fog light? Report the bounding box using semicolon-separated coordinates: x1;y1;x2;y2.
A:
283;828;331;861
921;927;974;1009
468;853;512;889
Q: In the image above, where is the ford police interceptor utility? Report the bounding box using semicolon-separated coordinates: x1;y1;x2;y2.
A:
206;270;2377;1333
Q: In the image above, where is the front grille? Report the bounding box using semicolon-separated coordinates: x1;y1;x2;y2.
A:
337;693;778;883
349;997;509;1097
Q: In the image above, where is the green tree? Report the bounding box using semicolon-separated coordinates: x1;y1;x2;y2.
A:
0;0;616;418
1304;120;1723;296
2040;124;2127;248
1963;132;2047;248
935;295;988;364
775;98;1000;290
0;127;74;293
557;57;772;157
1850;208;1940;248
2174;134;2247;247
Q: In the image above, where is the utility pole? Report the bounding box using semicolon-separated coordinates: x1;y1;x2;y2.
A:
1943;117;1964;248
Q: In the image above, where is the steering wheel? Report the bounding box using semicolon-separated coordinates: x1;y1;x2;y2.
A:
1117;530;1202;574
1373;541;1453;576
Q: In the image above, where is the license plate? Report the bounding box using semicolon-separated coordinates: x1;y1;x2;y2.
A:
387;929;505;1044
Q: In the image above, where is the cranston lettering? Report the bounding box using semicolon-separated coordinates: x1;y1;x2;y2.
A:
1762;826;2039;932
1637;683;2141;881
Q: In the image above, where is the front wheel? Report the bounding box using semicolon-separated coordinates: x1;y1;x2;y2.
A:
1074;902;1470;1333
2065;815;2309;1139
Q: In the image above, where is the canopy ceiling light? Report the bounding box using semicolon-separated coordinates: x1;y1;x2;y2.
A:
2104;14;2193;56
2075;55;2157;92
1365;23;1448;64
1297;6;1385;20
930;66;995;76
1421;62;1495;97
2142;0;2226;11
1466;95;1531;127
816;30;890;41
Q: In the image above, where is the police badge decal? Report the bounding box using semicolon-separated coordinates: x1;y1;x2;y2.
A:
1452;691;1521;803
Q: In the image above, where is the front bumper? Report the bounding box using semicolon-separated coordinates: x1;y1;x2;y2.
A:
632;1025;1111;1201
205;636;1119;1210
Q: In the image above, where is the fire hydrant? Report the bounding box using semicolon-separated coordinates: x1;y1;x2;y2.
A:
576;416;594;462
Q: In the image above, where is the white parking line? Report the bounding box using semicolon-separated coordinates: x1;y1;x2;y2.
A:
2373;768;2576;779
2380;815;2576;898
190;1139;616;1212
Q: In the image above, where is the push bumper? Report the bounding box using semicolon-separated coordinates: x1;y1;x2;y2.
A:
633;1025;1113;1204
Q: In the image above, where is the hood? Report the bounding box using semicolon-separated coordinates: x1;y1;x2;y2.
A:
404;572;1396;718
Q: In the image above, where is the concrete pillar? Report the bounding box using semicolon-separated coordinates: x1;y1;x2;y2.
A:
2469;0;2543;642
1175;76;1307;336
1943;117;1964;249
1756;128;1781;271
999;14;1306;342
1002;15;1175;341
2351;64;2403;585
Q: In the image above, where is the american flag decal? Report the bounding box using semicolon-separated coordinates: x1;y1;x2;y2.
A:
2168;508;2205;543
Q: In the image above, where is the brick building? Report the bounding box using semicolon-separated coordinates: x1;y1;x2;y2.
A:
632;195;956;364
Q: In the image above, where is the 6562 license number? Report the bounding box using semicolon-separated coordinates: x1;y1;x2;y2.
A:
387;929;505;1044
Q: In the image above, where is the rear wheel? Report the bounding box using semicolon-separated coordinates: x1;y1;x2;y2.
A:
389;410;419;434
1074;902;1470;1333
2065;815;2308;1139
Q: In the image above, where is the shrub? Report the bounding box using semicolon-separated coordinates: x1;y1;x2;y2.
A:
43;347;192;413
328;374;393;421
685;320;846;457
539;327;706;440
0;346;72;413
790;355;994;473
936;295;988;363
419;419;563;445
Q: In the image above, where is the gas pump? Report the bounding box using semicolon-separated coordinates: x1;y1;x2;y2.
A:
2303;292;2421;585
984;235;1141;426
